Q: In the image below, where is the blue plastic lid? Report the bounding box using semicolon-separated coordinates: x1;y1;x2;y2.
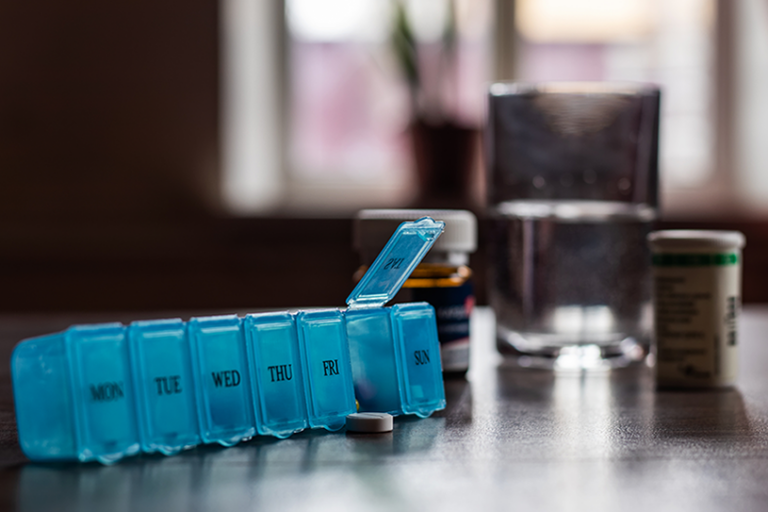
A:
346;217;445;309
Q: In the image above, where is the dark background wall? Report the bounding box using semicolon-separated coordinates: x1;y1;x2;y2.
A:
0;0;220;223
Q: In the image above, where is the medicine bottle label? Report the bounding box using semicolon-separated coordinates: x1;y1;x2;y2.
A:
410;280;474;372
653;253;740;387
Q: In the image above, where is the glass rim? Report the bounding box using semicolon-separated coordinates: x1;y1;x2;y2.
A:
489;81;660;97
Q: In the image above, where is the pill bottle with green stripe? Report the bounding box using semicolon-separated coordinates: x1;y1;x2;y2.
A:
648;230;746;388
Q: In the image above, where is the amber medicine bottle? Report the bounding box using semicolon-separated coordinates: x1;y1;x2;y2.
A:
354;210;477;377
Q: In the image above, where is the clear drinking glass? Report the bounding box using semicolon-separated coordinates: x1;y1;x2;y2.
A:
486;82;660;369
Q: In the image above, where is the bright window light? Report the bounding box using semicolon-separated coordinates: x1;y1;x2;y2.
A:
517;0;653;43
286;0;389;43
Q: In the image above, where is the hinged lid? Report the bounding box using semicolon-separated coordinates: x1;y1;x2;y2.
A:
346;217;444;309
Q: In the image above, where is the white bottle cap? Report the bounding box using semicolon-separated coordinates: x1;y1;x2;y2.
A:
648;230;746;251
345;412;394;433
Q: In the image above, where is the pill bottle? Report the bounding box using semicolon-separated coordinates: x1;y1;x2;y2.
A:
354;210;477;377
647;230;746;388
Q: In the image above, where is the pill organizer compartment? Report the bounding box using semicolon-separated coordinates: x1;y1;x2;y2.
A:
345;217;447;418
12;332;78;461
391;303;445;416
243;312;309;438
188;315;256;446
297;309;356;430
347;308;401;414
66;324;141;463
128;319;200;455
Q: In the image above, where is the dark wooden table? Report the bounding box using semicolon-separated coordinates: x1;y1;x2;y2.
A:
0;306;766;511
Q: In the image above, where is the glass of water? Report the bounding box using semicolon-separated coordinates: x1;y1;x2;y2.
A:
486;82;660;369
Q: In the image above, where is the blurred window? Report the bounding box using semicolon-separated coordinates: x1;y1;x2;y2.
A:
734;0;768;214
222;0;492;214
284;0;413;211
284;0;492;212
515;0;716;192
222;0;768;217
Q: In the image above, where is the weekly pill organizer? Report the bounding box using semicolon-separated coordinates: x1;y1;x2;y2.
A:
11;218;447;464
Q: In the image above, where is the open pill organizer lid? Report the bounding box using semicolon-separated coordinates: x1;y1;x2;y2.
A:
346;217;445;310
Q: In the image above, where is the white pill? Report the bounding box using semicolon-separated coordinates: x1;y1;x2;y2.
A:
346;412;393;433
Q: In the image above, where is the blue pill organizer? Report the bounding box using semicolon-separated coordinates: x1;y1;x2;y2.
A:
345;219;447;417
11;217;446;463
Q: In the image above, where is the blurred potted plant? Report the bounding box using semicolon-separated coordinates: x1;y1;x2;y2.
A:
391;0;479;209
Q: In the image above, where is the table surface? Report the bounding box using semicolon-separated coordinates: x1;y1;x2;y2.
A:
0;307;766;512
